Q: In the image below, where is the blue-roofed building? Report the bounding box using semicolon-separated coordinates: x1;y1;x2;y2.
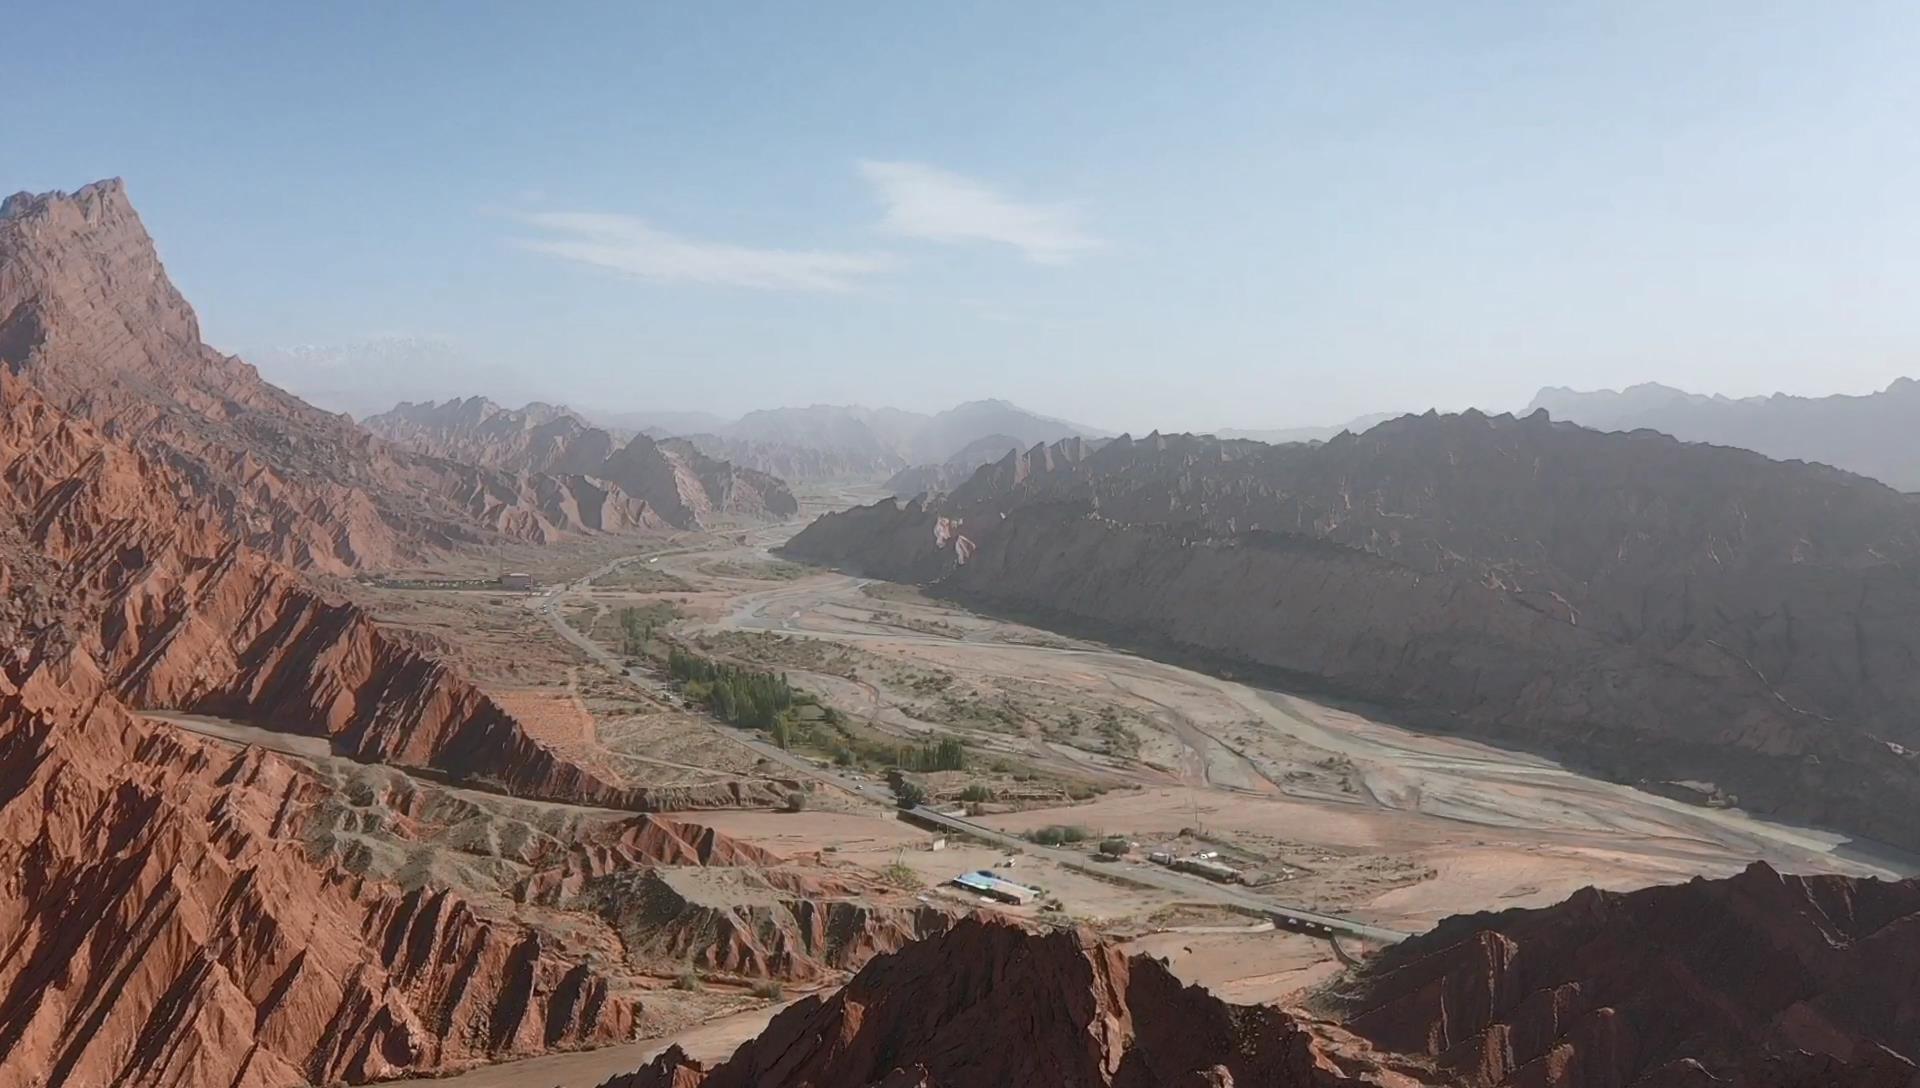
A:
949;870;1037;905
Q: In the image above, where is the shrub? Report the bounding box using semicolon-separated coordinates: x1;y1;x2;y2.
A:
1098;837;1130;857
751;980;785;1001
782;790;807;813
894;780;929;808
880;861;924;890
673;971;703;991
958;783;992;803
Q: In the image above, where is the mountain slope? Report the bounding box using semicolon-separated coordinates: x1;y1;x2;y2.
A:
609;918;1432;1088
785;414;1920;850
0;180;651;570
366;398;797;527
1325;862;1920;1087
884;433;1026;497
1530;379;1920;491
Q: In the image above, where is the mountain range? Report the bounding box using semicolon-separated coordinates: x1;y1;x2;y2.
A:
364;396;797;527
786;412;1920;853
1529;379;1920;491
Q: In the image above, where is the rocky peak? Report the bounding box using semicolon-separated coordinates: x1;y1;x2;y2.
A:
606;917;1431;1088
1326;863;1920;1086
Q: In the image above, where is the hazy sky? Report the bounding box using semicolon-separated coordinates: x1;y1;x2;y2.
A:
9;2;1920;431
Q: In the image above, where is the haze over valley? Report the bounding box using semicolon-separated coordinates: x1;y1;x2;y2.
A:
12;6;1920;1088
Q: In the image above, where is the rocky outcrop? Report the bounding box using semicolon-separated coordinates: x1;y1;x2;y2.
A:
0;368;757;811
884;433;1026;497
0;181;652;569
1531;378;1920;491
603;917;1436;1088
784;414;1920;850
0;660;637;1088
506;814;953;982
1324;862;1920;1087
367;398;799;527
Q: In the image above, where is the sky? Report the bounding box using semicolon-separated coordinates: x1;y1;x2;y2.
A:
8;2;1920;432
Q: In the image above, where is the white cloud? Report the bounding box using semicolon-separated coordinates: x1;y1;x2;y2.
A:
513;211;893;292
860;160;1101;265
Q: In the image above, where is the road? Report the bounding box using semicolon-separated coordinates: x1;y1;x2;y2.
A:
534;547;1410;945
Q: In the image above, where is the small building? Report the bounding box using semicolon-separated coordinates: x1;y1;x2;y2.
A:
500;572;536;591
950;870;1037;905
1172;857;1242;884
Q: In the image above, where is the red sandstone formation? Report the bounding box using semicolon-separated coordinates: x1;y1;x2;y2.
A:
604;917;1439;1088
1325;862;1920;1087
0;180;660;569
0;366;784;811
0;660;636;1087
511;815;955;982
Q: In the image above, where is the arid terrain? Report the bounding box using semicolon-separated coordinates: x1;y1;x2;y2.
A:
337;490;1912;1086
5;177;1919;1088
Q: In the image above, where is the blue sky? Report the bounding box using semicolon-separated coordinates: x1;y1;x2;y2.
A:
8;2;1920;430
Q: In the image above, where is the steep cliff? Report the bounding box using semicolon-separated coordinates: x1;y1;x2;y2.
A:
1324;862;1920;1087
0;180;655;569
784;415;1920;849
604;917;1435;1088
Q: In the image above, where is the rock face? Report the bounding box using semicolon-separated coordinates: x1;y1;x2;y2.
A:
884;433;1025;498
604;917;1434;1088
0;661;637;1088
366;398;798;526
784;414;1920;850
1531;379;1920;491
0;180;655;570
1325;862;1920;1087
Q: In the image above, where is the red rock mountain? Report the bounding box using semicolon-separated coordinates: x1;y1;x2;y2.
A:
0;181;810;1083
1324;862;1920;1087
0;656;638;1087
784;416;1920;851
607;917;1437;1088
594;869;1920;1088
365;397;799;527
0;180;662;571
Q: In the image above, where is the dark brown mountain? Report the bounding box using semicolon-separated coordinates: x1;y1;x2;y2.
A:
784;412;1920;850
366;398;799;527
0;180;656;570
1322;862;1920;1087
605;917;1435;1088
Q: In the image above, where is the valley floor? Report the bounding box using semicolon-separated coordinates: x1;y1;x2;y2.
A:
278;484;1914;1087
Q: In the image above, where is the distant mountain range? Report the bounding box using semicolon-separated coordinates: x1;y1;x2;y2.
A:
1214;412;1400;445
605;398;1102;484
1530;379;1920;491
363;397;797;526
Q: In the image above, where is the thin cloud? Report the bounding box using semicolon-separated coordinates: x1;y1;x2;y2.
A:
513;211;893;292
860;160;1101;265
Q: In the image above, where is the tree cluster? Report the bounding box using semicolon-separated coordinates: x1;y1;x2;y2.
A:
667;645;794;729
